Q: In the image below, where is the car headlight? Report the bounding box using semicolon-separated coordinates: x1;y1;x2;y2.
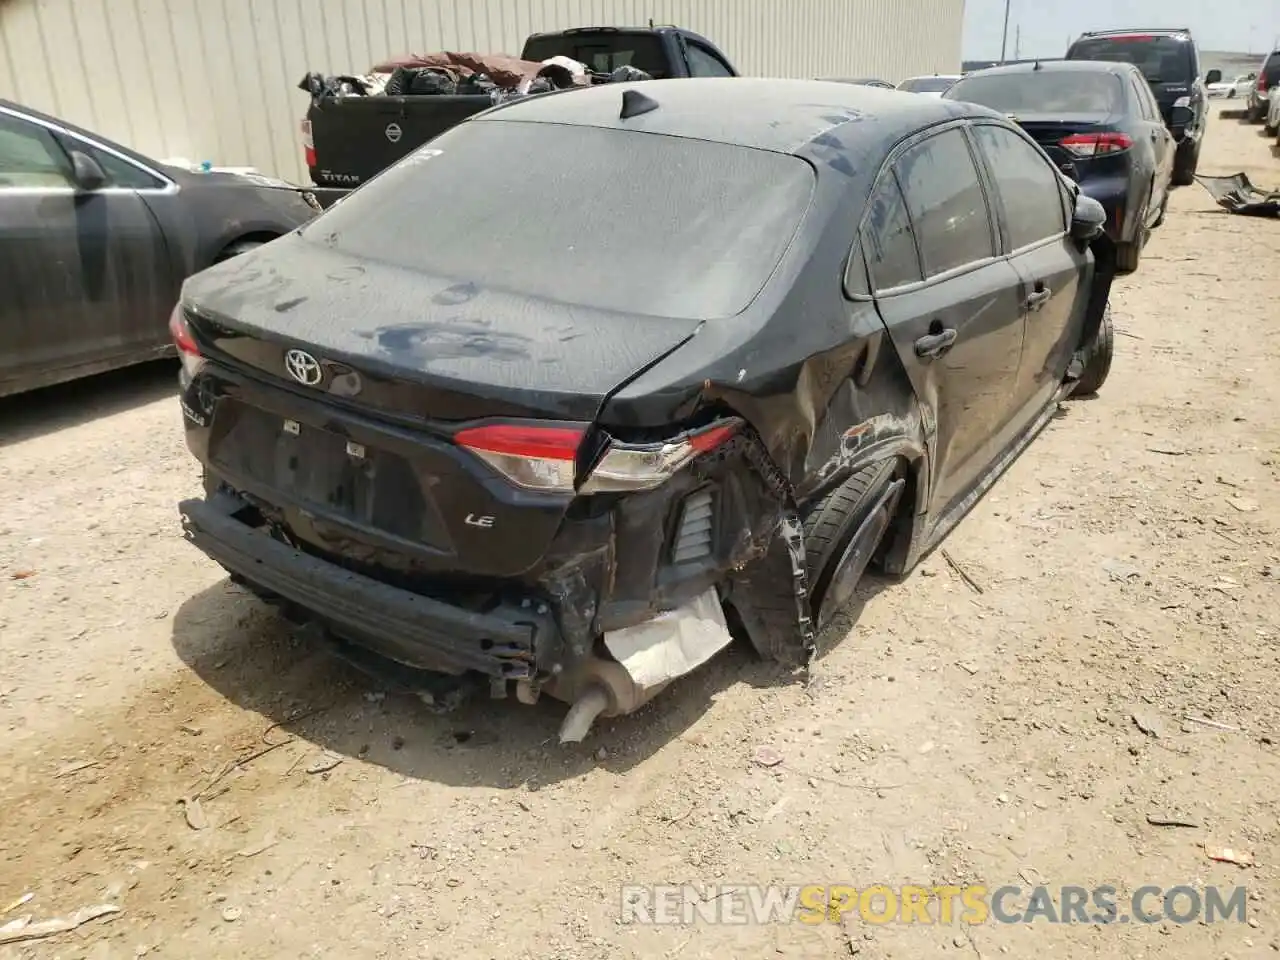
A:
1172;96;1191;108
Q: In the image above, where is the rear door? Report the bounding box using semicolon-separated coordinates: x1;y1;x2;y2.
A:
865;124;1027;517
969;122;1089;411
1128;71;1175;197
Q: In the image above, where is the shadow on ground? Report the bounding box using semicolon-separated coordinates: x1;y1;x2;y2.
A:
0;359;178;449
170;573;895;789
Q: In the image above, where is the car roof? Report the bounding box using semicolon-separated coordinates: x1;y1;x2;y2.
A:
477;77;990;156
959;60;1134;78
0;97;157;166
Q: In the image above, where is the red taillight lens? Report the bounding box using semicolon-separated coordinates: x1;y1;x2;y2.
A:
1060;132;1133;157
301;119;316;167
1258;76;1269;91
454;418;743;494
455;423;585;492
168;305;204;378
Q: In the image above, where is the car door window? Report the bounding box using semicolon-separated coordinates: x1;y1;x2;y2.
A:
971;124;1069;250
0;114;72;188
894;128;993;277
859;170;922;291
685;43;735;77
88;145;166;190
1129;75;1158;121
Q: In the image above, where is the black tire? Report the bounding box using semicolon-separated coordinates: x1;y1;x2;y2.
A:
215;239;267;263
802;458;904;628
1171;139;1199;187
1071;301;1114;397
1264;119;1279;137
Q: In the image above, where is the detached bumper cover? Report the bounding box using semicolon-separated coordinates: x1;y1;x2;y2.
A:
178;496;553;678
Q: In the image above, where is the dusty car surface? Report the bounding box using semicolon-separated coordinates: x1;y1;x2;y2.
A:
171;78;1115;741
0;99;321;399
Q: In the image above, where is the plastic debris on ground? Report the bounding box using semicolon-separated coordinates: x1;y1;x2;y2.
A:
1195;173;1280;217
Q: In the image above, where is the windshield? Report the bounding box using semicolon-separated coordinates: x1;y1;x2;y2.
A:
946;71;1124;113
301;120;815;321
1068;35;1191;83
520;32;670;77
899;76;957;93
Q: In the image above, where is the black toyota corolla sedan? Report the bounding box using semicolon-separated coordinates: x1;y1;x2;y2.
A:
172;79;1115;740
0;99;321;399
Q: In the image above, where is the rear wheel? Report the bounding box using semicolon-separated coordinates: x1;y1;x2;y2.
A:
1171;139;1199;187
803;458;906;630
1070;301;1114;397
1264;117;1279;136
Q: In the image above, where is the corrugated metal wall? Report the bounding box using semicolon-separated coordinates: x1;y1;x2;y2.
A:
0;0;964;184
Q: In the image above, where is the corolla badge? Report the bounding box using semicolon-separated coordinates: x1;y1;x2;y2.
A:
283;348;323;386
385;122;402;143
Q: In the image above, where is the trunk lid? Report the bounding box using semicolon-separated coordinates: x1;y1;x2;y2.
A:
181;232;701;424
1007;113;1123;176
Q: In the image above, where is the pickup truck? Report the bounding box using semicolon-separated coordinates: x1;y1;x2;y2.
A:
302;25;738;202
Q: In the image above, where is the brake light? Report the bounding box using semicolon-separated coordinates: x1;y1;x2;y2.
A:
454;419;742;494
1106;34;1154;40
1259;75;1269;91
168;305;204;377
301;119;316;167
1060;132;1133;157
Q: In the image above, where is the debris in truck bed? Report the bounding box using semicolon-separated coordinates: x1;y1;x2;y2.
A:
299;50;651;106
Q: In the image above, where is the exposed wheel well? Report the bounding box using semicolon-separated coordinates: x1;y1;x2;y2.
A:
877;455;921;575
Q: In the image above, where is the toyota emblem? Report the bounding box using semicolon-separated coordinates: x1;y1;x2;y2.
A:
283;349;323;386
385;123;402;143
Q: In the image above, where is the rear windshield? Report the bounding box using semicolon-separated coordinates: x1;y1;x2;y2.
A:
520;33;670;78
301;120;815;320
946;71;1124;113
899;76;956;93
1068;35;1191;83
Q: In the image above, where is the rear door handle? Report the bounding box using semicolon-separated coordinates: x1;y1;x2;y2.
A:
1025;287;1052;311
914;327;957;359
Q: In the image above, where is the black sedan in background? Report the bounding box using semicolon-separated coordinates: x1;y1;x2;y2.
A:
173;79;1115;738
944;60;1174;273
0;100;321;399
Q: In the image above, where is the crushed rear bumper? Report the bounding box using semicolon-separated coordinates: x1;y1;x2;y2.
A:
178;493;556;679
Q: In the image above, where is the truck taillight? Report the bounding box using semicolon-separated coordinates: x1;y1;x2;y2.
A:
1259;75;1269;92
453;419;742;494
300;119;315;167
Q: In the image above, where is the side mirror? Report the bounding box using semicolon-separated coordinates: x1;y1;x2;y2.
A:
1070;192;1106;244
69;150;108;191
1205;69;1222;85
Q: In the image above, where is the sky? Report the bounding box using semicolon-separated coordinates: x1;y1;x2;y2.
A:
962;0;1280;59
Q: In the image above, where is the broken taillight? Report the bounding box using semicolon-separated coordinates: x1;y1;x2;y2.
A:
168;305;204;378
1060;132;1133;157
301;119;316;168
453;419;742;494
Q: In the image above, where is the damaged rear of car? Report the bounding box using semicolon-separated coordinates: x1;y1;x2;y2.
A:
174;79;1113;740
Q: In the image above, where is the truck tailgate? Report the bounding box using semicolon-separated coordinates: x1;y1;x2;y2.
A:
307;94;493;187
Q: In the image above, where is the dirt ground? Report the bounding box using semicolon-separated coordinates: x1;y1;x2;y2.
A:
2;103;1278;960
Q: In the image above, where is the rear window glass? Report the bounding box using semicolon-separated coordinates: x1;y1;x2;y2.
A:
899;76;956;93
301;120;814;321
946;71;1124;113
520;33;669;78
1263;53;1280;83
1068;36;1191;83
